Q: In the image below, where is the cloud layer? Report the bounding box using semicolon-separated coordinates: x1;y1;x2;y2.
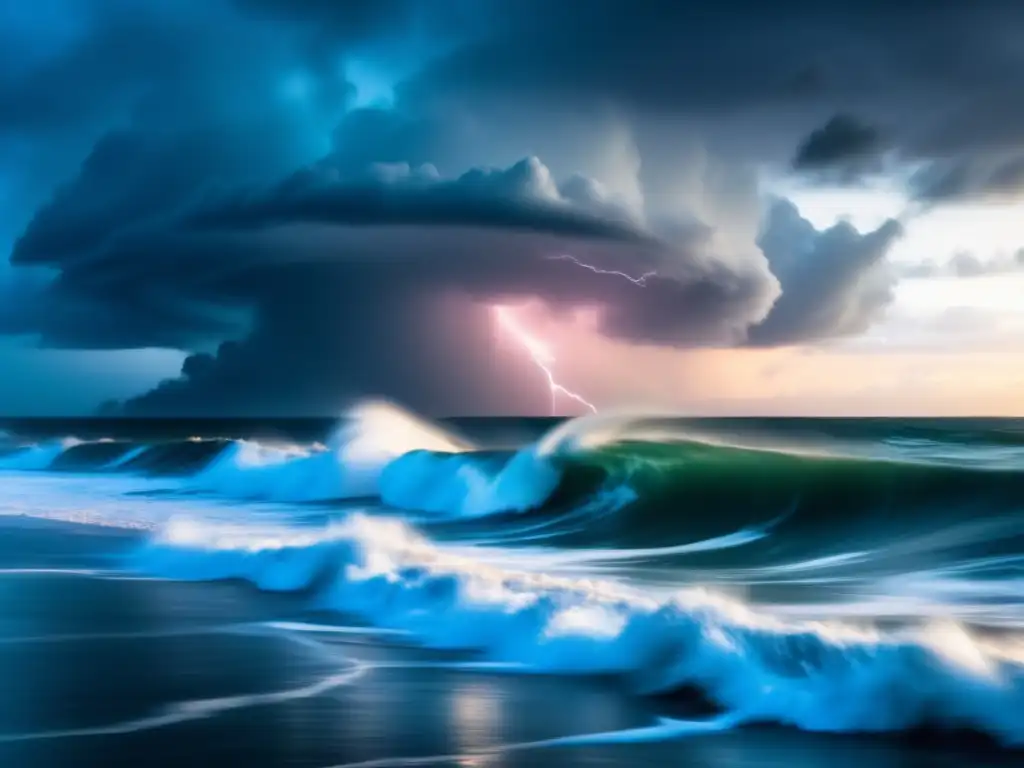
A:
0;0;1017;413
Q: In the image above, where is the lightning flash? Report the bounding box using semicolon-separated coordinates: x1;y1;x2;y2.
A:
493;254;655;415
492;305;597;415
548;253;656;286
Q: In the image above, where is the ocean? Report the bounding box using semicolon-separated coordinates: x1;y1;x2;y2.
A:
1;403;1023;767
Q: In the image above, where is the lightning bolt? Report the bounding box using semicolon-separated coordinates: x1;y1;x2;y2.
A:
548;253;656;286
492;305;597;415
491;255;654;415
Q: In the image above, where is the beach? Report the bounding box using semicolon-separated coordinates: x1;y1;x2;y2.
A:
2;518;1018;768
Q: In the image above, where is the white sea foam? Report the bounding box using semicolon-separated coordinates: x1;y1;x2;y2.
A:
181;401;487;508
0;405;642;521
178;401;589;518
134;511;1024;746
378;445;562;518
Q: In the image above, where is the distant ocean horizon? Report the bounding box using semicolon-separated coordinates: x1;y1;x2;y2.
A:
4;412;1024;436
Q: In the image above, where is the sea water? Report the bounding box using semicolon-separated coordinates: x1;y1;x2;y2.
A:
1;403;1023;766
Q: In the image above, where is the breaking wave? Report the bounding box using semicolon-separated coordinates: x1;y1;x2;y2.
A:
0;439;81;471
4;402;1024;747
135;512;1024;746
0;402;607;521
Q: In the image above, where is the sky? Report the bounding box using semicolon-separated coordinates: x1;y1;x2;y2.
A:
0;0;1022;417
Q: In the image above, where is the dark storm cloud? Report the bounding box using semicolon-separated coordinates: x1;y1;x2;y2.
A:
0;0;357;263
398;2;1024;126
13;141;901;413
13;129;278;267
0;3;340;136
748;200;903;346
5;145;784;413
792;114;886;180
234;0;415;33
233;0;471;38
0;0;1004;414
186;157;649;242
373;0;1024;207
909;154;1024;204
182;155;778;348
399;0;868;114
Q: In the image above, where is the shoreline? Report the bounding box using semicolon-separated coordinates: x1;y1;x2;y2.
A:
1;519;1022;765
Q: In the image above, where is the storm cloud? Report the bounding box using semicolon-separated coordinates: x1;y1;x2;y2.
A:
8;141;783;413
792;115;887;181
909;154;1024;204
0;0;1017;413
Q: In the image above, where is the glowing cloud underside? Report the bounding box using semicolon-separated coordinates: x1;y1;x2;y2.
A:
492;306;597;415
492;254;660;415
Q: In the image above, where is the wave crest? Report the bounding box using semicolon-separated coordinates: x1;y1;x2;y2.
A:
0;439;82;471
137;512;1024;745
183;403;597;518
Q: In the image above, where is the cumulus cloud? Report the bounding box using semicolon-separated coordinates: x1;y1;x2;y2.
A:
748;199;903;346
